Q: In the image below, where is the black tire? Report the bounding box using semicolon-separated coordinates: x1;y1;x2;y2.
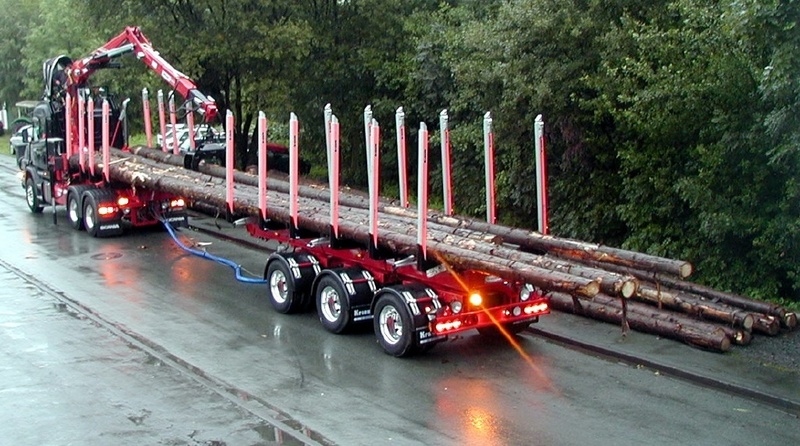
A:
83;191;101;237
373;292;417;357
265;260;303;313
316;275;353;334
66;186;92;230
477;321;530;338
25;177;43;213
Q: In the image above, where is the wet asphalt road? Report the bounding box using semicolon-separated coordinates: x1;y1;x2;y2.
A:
1;153;798;445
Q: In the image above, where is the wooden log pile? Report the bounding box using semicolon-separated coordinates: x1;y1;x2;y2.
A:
92;147;796;352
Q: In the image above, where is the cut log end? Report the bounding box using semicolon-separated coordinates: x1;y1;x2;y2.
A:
717;336;732;352
679;262;694;278
738;313;754;332
733;329;752;346
579;280;601;297
753;315;781;336
784;313;797;330
620;279;638;298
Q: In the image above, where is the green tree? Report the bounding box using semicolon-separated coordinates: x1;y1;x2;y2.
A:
0;0;42;110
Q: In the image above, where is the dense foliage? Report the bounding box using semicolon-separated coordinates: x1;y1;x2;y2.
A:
1;0;797;305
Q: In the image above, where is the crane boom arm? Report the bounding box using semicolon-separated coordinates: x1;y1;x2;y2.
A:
66;26;218;122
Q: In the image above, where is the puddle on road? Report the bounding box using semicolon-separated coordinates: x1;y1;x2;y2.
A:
91;252;123;260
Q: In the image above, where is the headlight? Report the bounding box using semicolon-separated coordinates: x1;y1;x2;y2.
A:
520;283;535;301
450;301;463;314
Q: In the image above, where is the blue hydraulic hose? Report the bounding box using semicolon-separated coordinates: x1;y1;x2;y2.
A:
161;219;268;284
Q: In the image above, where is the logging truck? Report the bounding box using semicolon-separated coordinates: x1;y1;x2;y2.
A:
18;27;211;236
19;26;551;356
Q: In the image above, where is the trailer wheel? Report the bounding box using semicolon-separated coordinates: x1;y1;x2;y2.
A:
316;275;352;333
373;292;417;357
265;260;301;313
25;178;43;213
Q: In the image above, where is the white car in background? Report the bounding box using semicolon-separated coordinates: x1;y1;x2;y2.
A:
158;124;219;152
155;123;186;146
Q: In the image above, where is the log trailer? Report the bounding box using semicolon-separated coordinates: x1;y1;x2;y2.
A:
19;26;217;236
179;109;552;357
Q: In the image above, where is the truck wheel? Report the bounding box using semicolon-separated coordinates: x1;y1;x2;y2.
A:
316;275;352;334
83;192;101;237
67;193;83;229
25;178;43;214
66;187;92;230
373;292;417;357
265;260;301;313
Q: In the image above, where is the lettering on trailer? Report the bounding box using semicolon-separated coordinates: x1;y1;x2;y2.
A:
418;329;444;344
352;307;372;322
167;216;186;223
99;223;120;230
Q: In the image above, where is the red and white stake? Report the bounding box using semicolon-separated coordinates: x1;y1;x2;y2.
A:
289;113;299;231
417;122;429;262
142;89;153;148
169;93;179;155
440;109;453;215
534;114;549;234
258;111;268;221
369;119;381;251
225;110;235;215
363;106;373;198
65;93;73;158
102;99;110;183
88;98;95;177
329;115;340;239
78;94;85;172
483;112;496;224
395;107;408;208
157;90;167;152
324;104;332;176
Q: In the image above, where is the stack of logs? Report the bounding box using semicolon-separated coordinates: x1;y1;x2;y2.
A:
91;147;797;352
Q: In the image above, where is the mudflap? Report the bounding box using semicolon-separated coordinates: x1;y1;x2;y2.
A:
162;211;189;228
96;220;124;237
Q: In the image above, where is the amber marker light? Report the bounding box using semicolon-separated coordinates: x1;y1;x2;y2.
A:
469;293;483;307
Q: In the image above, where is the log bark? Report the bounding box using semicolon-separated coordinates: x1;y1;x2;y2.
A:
591;292;751;346
581;259;795;330
548;292;734;351
634;285;755;331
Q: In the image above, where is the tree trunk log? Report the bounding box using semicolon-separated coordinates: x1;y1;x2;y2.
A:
548;292;734;351
580;259;795;330
634;285;755;331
